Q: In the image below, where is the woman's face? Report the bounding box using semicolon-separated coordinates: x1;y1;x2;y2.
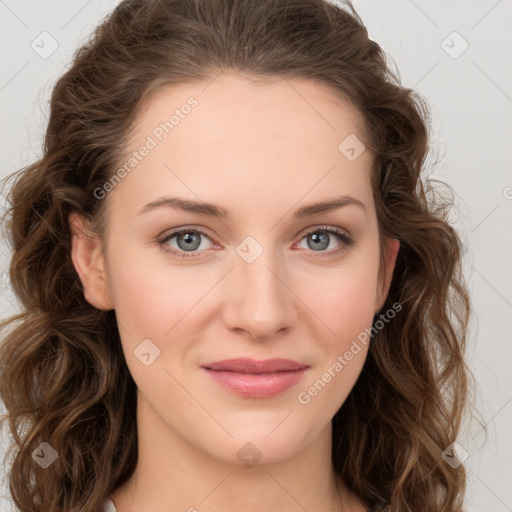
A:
73;71;398;466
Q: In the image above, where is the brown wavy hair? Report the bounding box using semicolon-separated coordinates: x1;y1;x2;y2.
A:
0;0;479;510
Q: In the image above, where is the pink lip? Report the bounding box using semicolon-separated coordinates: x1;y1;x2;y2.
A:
201;358;309;399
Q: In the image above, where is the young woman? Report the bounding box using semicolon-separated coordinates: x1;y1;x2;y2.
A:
0;0;476;510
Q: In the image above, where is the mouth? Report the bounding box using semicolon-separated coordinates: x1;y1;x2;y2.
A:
200;358;309;399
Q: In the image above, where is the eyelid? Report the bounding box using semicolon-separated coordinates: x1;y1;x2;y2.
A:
156;225;214;243
299;224;352;241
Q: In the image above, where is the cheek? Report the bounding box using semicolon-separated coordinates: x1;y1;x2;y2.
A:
104;245;219;379
109;244;380;317
105;246;184;342
300;255;380;343
105;252;196;392
106;230;381;350
295;265;378;418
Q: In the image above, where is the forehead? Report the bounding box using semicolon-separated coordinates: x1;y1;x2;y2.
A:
108;71;374;221
130;71;366;152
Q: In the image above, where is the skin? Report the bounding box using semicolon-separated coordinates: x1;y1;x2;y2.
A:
70;71;399;512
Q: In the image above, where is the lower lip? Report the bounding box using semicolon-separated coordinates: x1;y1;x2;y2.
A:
202;368;308;399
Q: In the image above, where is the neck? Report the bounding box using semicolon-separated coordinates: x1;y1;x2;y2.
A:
110;392;366;512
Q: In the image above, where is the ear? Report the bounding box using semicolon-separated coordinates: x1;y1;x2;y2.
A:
69;212;114;311
374;237;400;314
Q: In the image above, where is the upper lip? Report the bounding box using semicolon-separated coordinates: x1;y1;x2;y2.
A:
201;358;308;374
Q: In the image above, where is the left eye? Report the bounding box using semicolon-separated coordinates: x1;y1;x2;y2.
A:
296;226;353;253
157;226;353;259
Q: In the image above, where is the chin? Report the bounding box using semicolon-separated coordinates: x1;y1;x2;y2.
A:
198;426;310;467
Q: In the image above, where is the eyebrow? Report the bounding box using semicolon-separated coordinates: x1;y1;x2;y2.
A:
137;195;366;218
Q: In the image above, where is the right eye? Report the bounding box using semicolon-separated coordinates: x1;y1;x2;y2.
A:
157;227;217;258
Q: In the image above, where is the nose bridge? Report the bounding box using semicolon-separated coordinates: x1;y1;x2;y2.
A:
224;234;296;338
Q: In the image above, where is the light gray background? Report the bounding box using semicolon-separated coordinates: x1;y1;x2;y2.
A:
0;1;511;510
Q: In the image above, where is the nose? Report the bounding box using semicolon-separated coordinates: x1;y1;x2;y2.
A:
220;246;298;340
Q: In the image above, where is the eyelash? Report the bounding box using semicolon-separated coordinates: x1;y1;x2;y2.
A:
156;225;354;259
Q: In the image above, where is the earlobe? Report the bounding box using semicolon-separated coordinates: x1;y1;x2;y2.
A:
69;212;114;311
375;237;400;314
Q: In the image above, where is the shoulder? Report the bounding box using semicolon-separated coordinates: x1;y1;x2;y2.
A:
101;497;117;512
